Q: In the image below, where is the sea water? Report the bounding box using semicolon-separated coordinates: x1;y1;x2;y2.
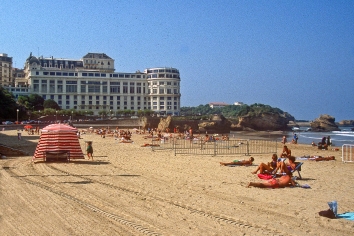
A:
287;127;354;147
230;126;354;147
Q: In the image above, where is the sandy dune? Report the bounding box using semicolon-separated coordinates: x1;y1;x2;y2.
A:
1;128;353;235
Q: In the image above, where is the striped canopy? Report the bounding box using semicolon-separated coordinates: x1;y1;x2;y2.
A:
33;124;84;161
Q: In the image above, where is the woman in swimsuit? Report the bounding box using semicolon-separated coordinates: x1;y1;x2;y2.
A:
252;154;278;174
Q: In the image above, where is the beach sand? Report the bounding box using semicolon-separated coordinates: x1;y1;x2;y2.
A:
1;128;354;235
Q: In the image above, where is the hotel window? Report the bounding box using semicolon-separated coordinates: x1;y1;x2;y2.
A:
136;87;141;93
152;89;157;94
130;82;135;93
160;82;164;85
167;89;172;94
159;88;164;94
33;84;39;93
57;85;63;93
41;80;47;93
123;82;128;93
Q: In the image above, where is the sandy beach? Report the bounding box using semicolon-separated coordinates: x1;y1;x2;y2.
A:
1;128;354;235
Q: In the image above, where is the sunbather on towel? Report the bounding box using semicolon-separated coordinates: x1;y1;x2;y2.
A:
248;174;296;188
310;156;336;161
220;157;254;166
252;154;278;174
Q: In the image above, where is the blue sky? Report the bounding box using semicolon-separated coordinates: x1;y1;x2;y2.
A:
1;0;353;121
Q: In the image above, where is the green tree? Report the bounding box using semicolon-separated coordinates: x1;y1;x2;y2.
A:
28;94;45;110
43;99;61;110
0;87;17;119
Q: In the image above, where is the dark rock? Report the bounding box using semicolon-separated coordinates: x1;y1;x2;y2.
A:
310;114;340;131
233;112;289;131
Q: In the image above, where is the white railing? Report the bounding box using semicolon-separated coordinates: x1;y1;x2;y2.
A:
342;144;354;163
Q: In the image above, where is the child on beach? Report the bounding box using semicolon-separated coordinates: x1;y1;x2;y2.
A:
86;142;93;160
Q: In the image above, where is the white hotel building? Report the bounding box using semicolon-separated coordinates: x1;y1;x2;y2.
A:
6;52;181;116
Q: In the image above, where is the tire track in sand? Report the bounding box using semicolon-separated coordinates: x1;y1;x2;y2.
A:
2;158;161;236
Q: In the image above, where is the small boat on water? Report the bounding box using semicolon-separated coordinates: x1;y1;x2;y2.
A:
292;127;300;131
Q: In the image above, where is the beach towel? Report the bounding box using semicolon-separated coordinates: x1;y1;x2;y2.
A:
337;212;354;221
257;174;273;180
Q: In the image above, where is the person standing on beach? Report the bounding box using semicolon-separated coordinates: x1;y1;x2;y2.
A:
293;133;298;144
86;142;93;160
282;136;287;144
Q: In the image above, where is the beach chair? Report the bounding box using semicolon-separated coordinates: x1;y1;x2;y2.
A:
292;162;303;179
273;162;303;179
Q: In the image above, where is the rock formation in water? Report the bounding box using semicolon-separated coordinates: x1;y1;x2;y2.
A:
310;114;340;131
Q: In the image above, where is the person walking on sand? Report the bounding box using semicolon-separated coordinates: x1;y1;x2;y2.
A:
86;142;93;160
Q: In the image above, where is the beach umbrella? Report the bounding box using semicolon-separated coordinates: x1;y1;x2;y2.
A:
24;125;33;129
33;123;84;161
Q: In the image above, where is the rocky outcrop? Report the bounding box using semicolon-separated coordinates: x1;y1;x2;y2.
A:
198;115;231;133
157;116;172;132
310;114;340;131
231;113;289;131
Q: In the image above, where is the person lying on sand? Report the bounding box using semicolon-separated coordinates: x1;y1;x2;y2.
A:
141;143;160;147
248;173;295;188
304;156;336;161
220;157;254;166
252;154;278;174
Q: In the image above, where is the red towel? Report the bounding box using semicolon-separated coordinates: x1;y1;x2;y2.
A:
258;174;273;180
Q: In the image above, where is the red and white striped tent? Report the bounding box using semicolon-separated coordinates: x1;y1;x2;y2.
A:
33;124;84;161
